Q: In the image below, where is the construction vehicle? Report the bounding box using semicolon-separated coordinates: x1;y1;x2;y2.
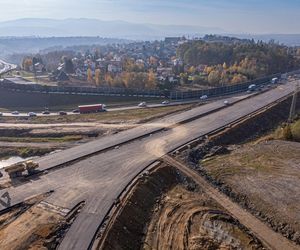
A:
4;160;39;179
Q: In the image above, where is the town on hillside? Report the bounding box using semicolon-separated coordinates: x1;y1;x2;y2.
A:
6;35;300;91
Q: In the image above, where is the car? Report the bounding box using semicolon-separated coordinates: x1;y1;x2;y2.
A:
72;109;80;113
162;100;170;105
59;111;67;115
200;95;208;100
42;111;50;115
248;84;256;91
138;102;147;107
11;111;19;115
224;100;230;106
0;112;3;116
28;112;37;117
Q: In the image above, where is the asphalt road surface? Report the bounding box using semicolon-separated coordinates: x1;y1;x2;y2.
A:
0;91;253;117
0;81;297;250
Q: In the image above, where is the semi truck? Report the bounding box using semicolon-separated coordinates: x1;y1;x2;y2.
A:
78;104;106;114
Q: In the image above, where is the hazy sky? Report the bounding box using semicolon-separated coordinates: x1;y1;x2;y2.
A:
1;0;300;33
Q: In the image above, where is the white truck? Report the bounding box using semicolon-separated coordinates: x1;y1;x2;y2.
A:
271;77;279;84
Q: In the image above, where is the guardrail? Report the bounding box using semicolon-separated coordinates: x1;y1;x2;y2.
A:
0;79;166;98
169;74;281;100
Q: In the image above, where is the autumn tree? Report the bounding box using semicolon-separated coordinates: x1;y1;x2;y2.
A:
146;70;157;89
208;70;221;85
105;73;113;86
87;68;93;83
95;69;101;86
22;58;33;71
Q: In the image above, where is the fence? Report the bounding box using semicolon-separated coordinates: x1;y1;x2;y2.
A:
169;74;282;100
1;70;299;100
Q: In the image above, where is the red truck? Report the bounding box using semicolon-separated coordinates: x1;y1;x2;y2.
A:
78;104;106;114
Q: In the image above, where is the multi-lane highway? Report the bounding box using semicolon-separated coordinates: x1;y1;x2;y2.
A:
0;91;255;117
0;81;297;250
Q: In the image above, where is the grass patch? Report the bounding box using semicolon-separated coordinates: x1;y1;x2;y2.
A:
0;147;53;159
0;135;83;143
272;119;300;142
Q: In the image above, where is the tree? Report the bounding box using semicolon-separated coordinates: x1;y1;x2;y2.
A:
64;58;75;74
95;69;101;86
22;58;33;71
87;68;93;83
208;70;221;85
231;74;248;84
146;70;157;89
105;73;113;86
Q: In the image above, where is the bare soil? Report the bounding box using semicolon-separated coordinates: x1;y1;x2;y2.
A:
144;185;263;250
201;140;300;244
0;193;67;250
98;165;264;250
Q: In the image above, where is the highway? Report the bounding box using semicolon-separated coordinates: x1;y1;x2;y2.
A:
0;91;254;117
0;81;297;250
0;100;195;117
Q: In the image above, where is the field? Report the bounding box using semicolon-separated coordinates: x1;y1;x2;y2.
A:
0;104;194;159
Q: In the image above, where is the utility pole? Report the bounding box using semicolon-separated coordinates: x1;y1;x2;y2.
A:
289;80;299;122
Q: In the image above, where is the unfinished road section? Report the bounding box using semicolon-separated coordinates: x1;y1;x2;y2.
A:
0;81;297;250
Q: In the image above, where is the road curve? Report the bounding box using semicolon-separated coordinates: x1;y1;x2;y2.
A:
0;81;297;250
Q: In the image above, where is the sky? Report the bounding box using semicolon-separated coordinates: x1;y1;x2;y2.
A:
0;0;300;34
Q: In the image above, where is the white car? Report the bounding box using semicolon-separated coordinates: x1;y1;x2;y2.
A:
138;102;147;107
224;100;230;106
200;95;208;100
28;112;37;117
0;112;3;116
11;111;19;115
162;100;170;105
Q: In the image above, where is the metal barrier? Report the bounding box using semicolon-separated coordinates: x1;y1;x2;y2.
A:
169;74;282;100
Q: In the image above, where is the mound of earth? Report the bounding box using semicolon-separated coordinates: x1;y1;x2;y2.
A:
201;140;300;243
143;185;263;250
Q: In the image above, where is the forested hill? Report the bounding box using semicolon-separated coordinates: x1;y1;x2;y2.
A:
177;39;300;84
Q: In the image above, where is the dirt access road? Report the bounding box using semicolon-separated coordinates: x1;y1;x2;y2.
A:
162;155;299;250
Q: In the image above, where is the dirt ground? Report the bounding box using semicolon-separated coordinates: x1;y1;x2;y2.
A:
98;165;264;250
0;194;67;250
144;185;263;250
201;140;300;243
0;104;193;159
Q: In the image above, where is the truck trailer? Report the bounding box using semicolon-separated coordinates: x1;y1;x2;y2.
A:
78;104;106;114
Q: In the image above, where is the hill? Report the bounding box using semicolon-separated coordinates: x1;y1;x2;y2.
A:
0;18;225;39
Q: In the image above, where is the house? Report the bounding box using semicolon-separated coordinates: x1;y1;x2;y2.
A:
30;62;45;73
157;67;173;77
108;64;122;73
